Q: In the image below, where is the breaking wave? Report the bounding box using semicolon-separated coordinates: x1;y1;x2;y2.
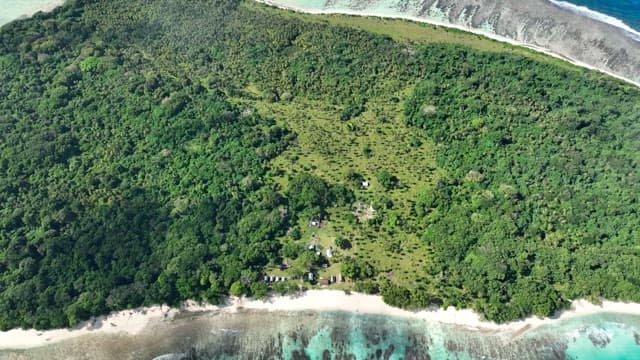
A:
548;0;640;41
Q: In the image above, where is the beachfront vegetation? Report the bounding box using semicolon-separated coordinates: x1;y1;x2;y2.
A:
1;0;640;329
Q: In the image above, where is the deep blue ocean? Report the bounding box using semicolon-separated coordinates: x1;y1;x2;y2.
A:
559;0;640;31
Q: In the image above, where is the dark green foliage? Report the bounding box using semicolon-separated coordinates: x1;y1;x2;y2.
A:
354;279;379;294
297;250;322;271
363;144;373;158
345;169;364;185
335;236;352;250
287;174;332;216
340;100;366;121
287;174;354;219
380;282;412;309
379;281;437;310
341;257;375;280
404;46;640;321
288;226;302;240
281;241;305;259
0;0;638;329
376;169;398;190
0;0;302;330
229;281;248;297
271;281;298;296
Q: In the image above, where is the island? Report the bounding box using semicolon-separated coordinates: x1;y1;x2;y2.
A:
0;0;639;350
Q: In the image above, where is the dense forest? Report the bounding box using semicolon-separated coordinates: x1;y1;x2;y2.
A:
0;0;639;329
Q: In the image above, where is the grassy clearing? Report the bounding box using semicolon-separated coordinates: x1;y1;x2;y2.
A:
231;83;441;289
231;1;591;292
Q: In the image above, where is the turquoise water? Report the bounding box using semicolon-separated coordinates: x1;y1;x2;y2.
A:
534;313;640;360
140;311;640;360
124;311;640;359
1;310;639;360
566;324;639;360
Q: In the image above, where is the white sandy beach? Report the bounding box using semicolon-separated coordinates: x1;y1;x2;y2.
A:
2;290;640;350
0;305;179;350
239;290;640;331
0;0;639;353
253;0;640;88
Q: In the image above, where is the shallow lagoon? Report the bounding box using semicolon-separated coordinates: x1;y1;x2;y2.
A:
2;310;639;359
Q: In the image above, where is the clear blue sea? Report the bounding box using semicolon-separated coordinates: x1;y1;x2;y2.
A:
561;0;640;31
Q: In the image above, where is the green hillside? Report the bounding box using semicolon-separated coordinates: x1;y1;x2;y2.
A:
1;0;639;329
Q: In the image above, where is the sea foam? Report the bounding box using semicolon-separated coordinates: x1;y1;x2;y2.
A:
548;0;640;41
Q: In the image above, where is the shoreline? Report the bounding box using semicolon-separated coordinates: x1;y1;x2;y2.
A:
0;0;638;353
253;0;640;88
0;0;66;27
27;0;66;16
2;290;640;350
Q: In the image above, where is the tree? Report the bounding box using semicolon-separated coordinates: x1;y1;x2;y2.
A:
380;282;412;308
354;279;379;294
341;257;374;280
335;236;352;250
229;281;246;297
250;281;269;299
376;170;397;190
287;174;331;214
282;241;304;259
297;251;321;270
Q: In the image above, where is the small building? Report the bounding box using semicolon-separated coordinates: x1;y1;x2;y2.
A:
322;263;328;268
318;279;330;286
361;180;369;188
310;220;320;227
264;275;269;282
326;247;333;258
308;272;315;282
330;275;337;283
270;276;275;282
308;244;316;251
337;274;344;283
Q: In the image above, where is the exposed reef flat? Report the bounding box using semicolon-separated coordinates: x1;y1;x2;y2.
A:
259;0;640;86
2;293;640;359
3;291;640;355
